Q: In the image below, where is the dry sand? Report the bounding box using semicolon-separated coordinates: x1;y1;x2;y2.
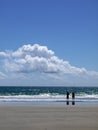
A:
0;106;98;130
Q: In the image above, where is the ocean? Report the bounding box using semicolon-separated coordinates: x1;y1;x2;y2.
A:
0;86;98;106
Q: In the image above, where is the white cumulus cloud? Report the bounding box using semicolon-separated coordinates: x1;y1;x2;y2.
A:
0;44;98;86
0;44;88;74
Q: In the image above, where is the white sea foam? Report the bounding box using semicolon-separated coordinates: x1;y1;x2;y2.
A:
0;94;98;102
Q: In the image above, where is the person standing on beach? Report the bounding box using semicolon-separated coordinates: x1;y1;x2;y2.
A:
72;92;75;105
66;92;69;105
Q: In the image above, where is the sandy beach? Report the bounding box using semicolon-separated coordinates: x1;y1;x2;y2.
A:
0;106;98;130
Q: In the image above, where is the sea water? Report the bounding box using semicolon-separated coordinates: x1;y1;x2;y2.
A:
0;86;98;106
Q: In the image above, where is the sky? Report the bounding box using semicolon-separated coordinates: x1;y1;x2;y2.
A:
0;0;98;86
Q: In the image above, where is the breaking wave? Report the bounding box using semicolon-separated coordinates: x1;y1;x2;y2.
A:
0;93;98;102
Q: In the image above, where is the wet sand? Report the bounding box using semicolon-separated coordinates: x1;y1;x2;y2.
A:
0;106;98;130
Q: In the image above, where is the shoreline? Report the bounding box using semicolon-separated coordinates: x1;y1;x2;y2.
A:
0;100;98;107
0;105;98;130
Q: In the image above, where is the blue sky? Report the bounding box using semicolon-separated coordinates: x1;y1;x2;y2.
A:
0;0;98;86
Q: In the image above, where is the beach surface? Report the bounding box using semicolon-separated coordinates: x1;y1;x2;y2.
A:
0;106;98;130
